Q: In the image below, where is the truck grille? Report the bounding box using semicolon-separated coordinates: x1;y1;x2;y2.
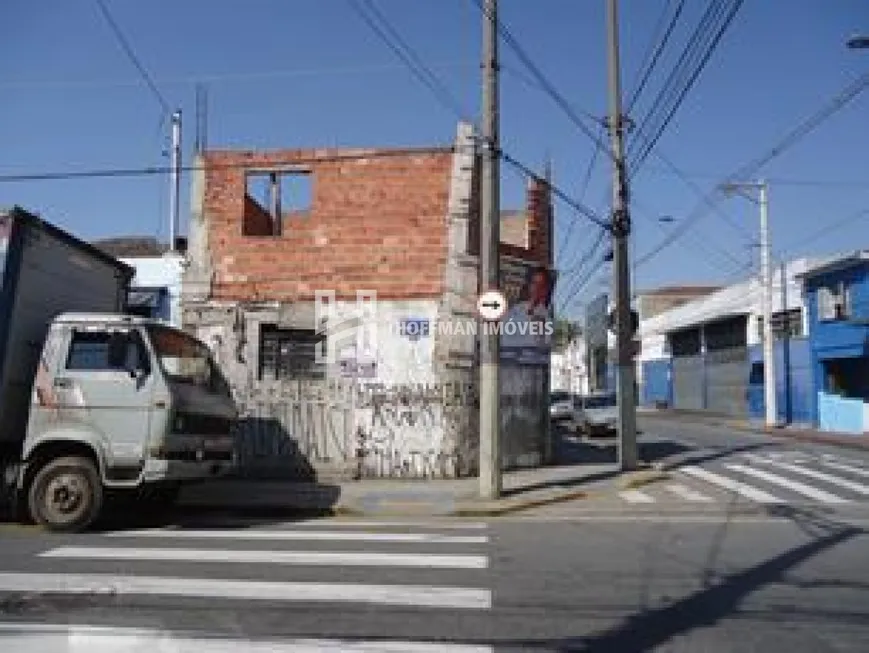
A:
180;413;234;435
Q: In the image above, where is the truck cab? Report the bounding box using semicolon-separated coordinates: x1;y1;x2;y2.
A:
18;312;237;532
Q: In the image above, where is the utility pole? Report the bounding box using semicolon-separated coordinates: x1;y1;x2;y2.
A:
479;0;502;499
759;181;777;427
169;109;182;252
780;260;791;424
605;0;638;471
721;179;776;427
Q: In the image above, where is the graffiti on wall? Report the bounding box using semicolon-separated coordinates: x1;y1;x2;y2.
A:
354;381;477;479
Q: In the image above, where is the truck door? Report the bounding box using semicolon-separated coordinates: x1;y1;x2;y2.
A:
61;326;154;479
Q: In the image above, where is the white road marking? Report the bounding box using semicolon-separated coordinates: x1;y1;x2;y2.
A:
723;464;851;504
0;573;492;610
288;520;489;530
679;466;783;504
664;484;714;502
0;623;493;653
618;490;655;503
820;459;869;478
747;457;869;495
106;529;487;544
40;546;489;569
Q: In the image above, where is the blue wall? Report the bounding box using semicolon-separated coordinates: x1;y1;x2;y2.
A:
642;338;813;424
642;359;671;406
804;262;869;360
747;338;813;425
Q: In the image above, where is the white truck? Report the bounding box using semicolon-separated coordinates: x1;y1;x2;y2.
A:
0;207;237;532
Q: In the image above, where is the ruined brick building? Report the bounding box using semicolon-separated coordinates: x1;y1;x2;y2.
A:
182;122;553;480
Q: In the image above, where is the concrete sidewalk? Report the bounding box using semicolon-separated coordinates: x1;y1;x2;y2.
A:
178;459;667;519
641;408;869;451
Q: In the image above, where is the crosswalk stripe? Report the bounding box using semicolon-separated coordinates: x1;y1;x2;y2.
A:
664;484;713;502
723;464;851;504
40;546;489;569
0;573;492;609
106;529;487;544
288;520;489;530
619;490;655;503
747;457;869;495
679;466;783;504
0;624;494;652
820;459;869;478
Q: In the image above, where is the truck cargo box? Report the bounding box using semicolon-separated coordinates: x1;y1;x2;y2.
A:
0;207;134;445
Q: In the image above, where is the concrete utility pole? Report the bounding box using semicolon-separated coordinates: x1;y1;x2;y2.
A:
169;109;182;252
479;0;502;499
605;0;638;471
721;180;776;427
759;181;776;427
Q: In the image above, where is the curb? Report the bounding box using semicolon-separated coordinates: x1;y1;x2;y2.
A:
617;469;670;490
452;488;591;517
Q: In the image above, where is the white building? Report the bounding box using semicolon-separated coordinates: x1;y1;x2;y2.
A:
551;335;588;395
638;258;824;362
121;252;186;327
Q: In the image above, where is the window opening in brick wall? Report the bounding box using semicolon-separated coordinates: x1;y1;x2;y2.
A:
259;325;325;381
243;170;312;236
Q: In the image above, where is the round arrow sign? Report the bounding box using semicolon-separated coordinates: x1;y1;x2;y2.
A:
477;290;507;321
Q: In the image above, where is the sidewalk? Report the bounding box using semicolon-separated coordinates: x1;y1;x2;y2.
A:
641;408;869;452
178;439;667;519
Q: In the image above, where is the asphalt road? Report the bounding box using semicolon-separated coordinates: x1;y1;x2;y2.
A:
1;508;869;651
2;415;869;651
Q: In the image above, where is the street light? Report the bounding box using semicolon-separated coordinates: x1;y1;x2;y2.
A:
720;180;778;429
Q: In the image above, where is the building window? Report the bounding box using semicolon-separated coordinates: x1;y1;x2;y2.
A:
818;283;851;321
259;326;325;381
757;308;803;340
243;170;312;236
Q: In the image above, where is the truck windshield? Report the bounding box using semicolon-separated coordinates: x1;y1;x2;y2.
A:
146;325;226;395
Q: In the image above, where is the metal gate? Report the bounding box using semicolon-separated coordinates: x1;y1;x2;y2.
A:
672;355;704;410
705;347;748;416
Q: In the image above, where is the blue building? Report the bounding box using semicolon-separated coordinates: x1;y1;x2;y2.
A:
638;257;824;425
799;251;869;434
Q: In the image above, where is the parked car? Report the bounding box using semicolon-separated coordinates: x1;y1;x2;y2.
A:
549;390;575;424
576;391;618;437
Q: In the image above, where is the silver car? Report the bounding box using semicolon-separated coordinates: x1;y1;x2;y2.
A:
576;392;618;436
550;391;575;424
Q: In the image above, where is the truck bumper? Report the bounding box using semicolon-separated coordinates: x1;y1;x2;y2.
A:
142;452;236;483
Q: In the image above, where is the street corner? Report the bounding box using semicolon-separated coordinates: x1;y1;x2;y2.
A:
616;468;671;490
453;487;591;518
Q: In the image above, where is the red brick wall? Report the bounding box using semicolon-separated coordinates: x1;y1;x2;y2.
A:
469;174;552;267
201;148;453;301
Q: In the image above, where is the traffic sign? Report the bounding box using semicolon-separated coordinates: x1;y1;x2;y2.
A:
477;290;507;321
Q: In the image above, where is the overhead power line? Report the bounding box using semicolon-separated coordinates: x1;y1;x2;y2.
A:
467;0;614;163
625;0;687;114
93;0;170;115
633;67;869;271
629;0;745;174
347;0;608;233
347;0;473;124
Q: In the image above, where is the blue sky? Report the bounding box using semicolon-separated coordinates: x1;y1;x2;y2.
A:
2;0;868;319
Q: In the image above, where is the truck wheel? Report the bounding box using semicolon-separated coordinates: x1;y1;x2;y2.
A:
28;456;103;533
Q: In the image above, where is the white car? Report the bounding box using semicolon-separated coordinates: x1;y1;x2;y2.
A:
550;391;576;424
576;392;618;437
